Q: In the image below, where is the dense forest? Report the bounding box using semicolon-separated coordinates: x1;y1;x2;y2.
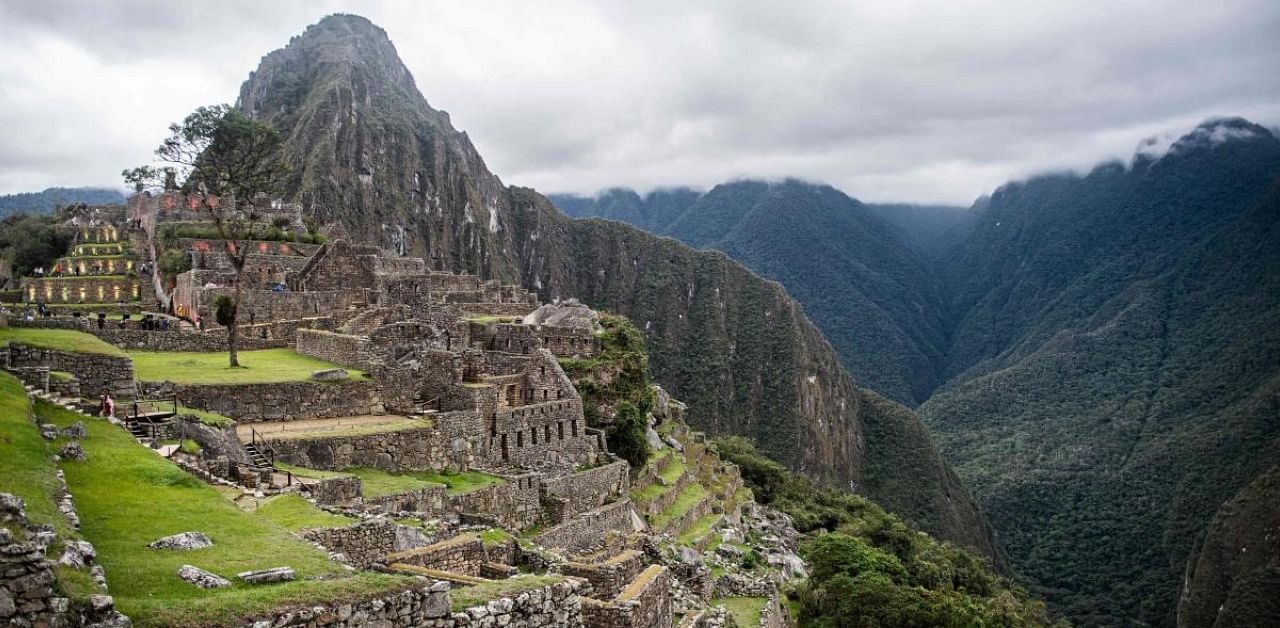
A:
554;118;1280;627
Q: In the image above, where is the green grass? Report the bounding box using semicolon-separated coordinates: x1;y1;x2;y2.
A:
713;597;768;626
31;399;411;627
0;373;71;537
176;405;235;428
254;495;356;532
676;514;722;546
345;468;505;498
0;327;126;356
480;528;514;548
129;348;368;384
631;455;687;504
650;482;707;531
448;574;564;612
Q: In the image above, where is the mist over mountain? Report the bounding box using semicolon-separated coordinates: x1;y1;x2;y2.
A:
556;118;1280;626
235;13;1000;559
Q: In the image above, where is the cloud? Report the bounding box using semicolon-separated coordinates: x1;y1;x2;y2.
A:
0;0;1277;204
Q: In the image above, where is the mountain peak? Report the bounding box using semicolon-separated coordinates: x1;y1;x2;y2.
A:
1132;117;1275;166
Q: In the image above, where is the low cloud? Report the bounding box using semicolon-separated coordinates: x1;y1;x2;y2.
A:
1;0;1277;204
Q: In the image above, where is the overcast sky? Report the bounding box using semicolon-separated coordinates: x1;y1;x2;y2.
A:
1;0;1278;205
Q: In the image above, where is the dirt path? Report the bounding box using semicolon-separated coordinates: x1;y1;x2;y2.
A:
235;414;412;440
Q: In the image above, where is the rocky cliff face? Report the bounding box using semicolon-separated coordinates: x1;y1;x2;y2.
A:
235;13;998;559
1178;464;1280;628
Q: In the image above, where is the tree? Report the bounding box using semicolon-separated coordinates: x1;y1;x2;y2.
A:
125;104;289;367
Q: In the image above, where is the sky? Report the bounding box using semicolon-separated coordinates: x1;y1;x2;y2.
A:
1;1;1278;205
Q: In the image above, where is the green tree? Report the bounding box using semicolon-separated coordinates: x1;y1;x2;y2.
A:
125;104;289;367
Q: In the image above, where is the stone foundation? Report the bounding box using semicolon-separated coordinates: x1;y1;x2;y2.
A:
533;500;640;552
580;565;673;628
5;342;136;400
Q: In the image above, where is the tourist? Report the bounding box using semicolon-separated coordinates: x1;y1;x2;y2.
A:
99;392;115;419
96;313;105;330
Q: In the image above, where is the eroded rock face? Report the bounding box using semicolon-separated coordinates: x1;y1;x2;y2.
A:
148;532;213;551
176;565;230;589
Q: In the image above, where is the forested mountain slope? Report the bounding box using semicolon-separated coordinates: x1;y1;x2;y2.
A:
234;13;999;559
923;119;1280;626
551;180;955;405
557;119;1280;627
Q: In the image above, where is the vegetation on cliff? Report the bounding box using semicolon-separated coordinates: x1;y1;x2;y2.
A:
714;437;1062;628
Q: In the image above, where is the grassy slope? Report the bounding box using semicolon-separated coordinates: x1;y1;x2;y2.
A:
130;348;367;384
0;373;69;535
0;327;126;356
253;494;356;532
32;399;408;627
277;465;505;498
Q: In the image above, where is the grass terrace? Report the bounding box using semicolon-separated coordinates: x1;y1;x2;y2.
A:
447;574;564;612
30;398;411;627
254;494;357;532
176;405;236;428
650;482;708;531
130;348;367;384
0;373;71;537
276;465;505;498
714;597;768;626
0;327;127;356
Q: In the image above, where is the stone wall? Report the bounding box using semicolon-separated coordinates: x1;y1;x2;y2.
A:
5;342;135;400
307;476;363;506
301;519;399;569
449;474;542;531
580;565;673;628
296;329;379;370
365;485;448;515
557;550;647;600
385;534;489;577
139;379;399;423
92;329;286;351
541;461;629;524
533;500;639;553
266;424;445;471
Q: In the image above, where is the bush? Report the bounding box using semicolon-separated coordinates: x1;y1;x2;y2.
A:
158;248;192;277
213;295;236;328
606;401;650;468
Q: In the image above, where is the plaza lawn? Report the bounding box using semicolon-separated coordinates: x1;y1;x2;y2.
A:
32;399;410;628
129;348;367;384
0;327;126;356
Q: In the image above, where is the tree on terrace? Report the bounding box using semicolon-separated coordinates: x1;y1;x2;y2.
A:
124;104;289;367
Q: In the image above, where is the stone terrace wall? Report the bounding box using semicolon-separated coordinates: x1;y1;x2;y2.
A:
266;424;446;471
139;380;396;422
385;534;488;577
533;500;638;553
5;342;135;399
92;329;286;351
449;474;541;531
307;476;363;506
365;485;448;515
541;461;629;523
557;549;647;600
301;519;399;569
296;329;380;370
580;565;673;628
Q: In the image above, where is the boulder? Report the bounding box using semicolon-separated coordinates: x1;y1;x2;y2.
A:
645;426;666;451
237;567;295;584
148;531;213;550
311;368;349;382
40;424;59;440
61;442;86;461
61;421;87;439
177;564;230;589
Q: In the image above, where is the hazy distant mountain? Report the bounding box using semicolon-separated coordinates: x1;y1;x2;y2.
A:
235;13;999;557
0;187;124;217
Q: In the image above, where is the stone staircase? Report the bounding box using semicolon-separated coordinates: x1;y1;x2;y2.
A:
22;383;84;413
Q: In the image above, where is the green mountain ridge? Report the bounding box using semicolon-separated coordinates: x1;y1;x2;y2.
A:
0;187;125;218
233;13;1000;562
554;119;1280;626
